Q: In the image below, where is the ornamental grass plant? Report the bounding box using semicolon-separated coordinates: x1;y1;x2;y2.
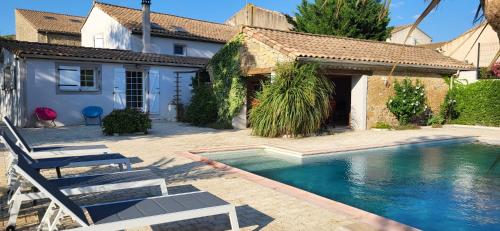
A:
249;62;334;137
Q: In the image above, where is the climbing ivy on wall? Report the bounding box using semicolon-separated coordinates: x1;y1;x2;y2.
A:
208;34;246;124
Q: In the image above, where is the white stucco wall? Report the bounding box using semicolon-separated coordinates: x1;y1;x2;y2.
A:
350;75;368;130
387;27;432;45
130;34;223;58
440;24;499;67
81;6;132;50
24;59;198;126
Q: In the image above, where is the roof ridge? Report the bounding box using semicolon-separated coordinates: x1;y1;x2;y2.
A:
94;1;233;28
16;8;85;19
244;26;440;51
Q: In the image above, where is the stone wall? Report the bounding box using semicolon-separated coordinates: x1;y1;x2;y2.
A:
40;33;81;46
366;71;449;128
15;11;38;42
226;4;292;31
240;35;293;70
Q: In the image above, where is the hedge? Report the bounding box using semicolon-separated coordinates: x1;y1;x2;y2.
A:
450;80;500;126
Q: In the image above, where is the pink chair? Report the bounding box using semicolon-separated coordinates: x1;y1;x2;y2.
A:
35;107;57;127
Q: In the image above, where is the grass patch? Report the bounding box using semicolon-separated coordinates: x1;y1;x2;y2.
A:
394;124;421;130
372;122;392;129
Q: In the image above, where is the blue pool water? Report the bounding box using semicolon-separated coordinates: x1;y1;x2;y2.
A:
203;141;500;231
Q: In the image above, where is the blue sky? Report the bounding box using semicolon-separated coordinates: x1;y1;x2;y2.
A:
0;0;481;42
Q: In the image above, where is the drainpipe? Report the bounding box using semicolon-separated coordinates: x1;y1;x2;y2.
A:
476;43;481;79
142;0;151;53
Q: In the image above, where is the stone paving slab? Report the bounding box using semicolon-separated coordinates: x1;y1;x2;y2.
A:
0;122;498;230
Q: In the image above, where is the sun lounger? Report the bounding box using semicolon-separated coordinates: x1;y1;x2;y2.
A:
7;169;168;230
11;146;240;231
1;132;131;179
3;116;111;157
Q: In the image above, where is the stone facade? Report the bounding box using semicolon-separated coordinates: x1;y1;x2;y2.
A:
15;11;38;42
240;35;293;71
38;33;81;46
366;71;449;128
15;11;81;46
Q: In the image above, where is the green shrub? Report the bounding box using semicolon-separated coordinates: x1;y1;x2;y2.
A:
446;80;500;126
386;78;427;125
102;108;151;135
182;75;218;126
249;62;334;137
208;34;246;124
427;114;445;127
372;122;392;129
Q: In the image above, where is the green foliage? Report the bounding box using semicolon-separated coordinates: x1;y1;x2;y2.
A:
182;74;218;126
0;35;15;40
209;34;246;124
445;80;500;126
427;114;445;127
394;124;421;130
479;66;500;79
287;0;391;40
102;108;151;135
249;62;334;137
386;78;427;125
372;122;392;129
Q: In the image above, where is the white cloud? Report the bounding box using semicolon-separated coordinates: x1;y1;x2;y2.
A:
413;14;420;19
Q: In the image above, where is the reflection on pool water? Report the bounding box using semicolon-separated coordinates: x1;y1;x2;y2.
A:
203;141;500;231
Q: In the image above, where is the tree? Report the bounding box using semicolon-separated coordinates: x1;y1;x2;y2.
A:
287;0;391;41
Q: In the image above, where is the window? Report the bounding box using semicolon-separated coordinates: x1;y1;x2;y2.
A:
94;35;104;48
58;65;99;92
80;69;95;89
173;44;186;56
126;71;143;109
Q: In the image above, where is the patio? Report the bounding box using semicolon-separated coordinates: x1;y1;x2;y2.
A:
0;122;499;230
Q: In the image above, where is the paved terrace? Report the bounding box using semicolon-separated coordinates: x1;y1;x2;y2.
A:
0;122;499;230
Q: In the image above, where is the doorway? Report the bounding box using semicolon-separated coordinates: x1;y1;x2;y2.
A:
125;70;144;110
328;76;352;127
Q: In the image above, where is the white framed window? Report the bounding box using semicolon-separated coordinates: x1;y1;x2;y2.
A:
125;70;144;109
173;44;186;56
57;64;100;92
94;34;104;48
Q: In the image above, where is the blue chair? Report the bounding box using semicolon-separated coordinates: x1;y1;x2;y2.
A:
82;106;103;125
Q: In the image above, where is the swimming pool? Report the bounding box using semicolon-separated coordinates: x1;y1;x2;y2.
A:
202;140;500;231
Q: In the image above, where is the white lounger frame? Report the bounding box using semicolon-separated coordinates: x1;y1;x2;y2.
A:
13;163;239;231
45;192;239;231
3;117;111;157
7;169;168;229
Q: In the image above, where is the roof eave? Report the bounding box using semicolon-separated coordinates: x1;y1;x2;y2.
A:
18;54;208;68
297;57;474;74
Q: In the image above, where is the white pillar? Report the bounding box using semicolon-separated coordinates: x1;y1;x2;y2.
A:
350;75;368;130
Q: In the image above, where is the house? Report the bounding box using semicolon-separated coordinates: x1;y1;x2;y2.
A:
15;9;84;46
225;4;293;31
430;22;500;68
230;26;474;129
0;39;208;127
81;2;237;57
0;1;225;127
386;24;432;45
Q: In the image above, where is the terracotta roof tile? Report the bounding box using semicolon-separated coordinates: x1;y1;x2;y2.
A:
16;9;85;35
243;27;473;70
0;39;209;67
95;2;238;43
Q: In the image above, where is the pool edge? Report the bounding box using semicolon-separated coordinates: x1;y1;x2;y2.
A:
178;151;421;231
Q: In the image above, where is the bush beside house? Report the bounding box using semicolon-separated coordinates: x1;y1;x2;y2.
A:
444;80;500;126
181;75;218;126
386;78;427;125
102;108;152;135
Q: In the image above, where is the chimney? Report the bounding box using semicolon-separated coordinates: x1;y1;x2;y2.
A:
142;0;151;53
